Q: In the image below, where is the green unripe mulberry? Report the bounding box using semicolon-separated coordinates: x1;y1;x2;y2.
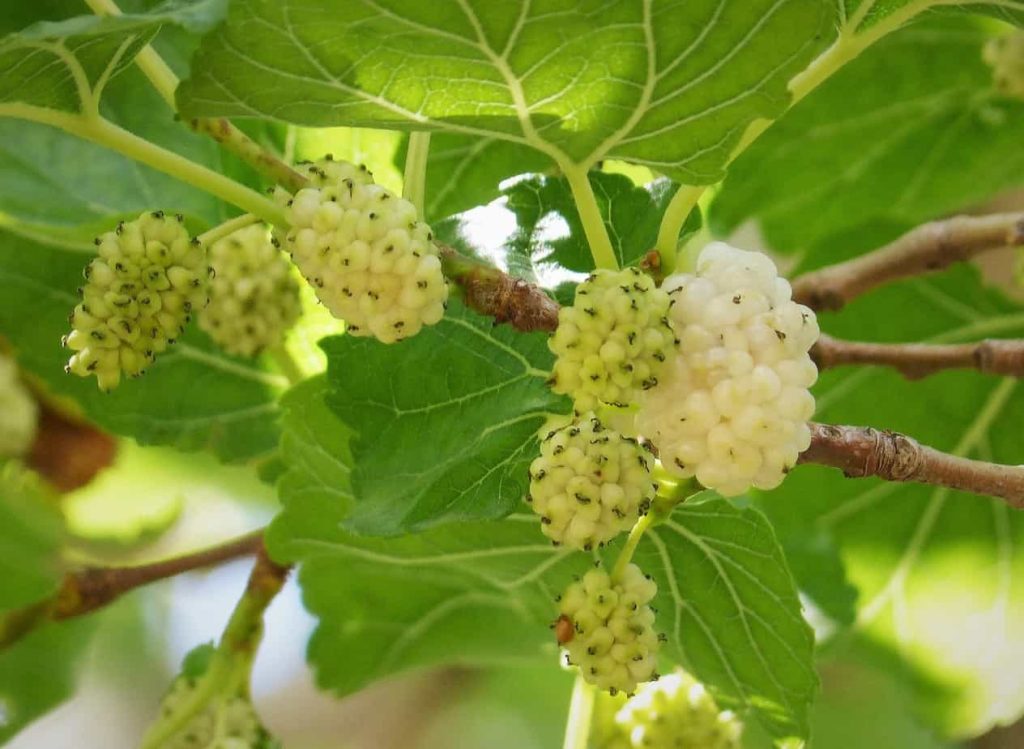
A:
64;212;210;391
528;414;654;550
158;678;262;749
558;563;660;695
984;31;1024;100
612;669;743;749
550;268;674;413
199;223;301;357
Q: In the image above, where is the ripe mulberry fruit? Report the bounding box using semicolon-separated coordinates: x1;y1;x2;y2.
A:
638;243;818;496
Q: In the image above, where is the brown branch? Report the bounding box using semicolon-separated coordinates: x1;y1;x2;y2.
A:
0;530;264;651
438;245;560;332
811;334;1024;379
799;423;1024;508
792;212;1024;311
52;529;264;620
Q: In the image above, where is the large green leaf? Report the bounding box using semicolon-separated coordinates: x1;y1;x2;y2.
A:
321;300;567;535
282;503;814;744
269;387;816;745
0;1;253;239
762;255;1024;738
0;231;286;462
710;19;1024;253
398;132;549;221
642;501;817;746
179;0;832;182
0;618;98;745
0;466;64;612
264;377;353;561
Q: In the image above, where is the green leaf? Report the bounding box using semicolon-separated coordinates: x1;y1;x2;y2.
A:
279;498;813;744
710;19;1024;253
398;133;550;221
840;1;1024;32
0;618;98;744
0;14;157;114
269;400;815;743
763;257;1024;738
179;0;832;182
265;376;354;561
0;0;256;240
642;500;817;746
502;172;699;274
0;465;64;612
0;231;286;462
322;300;567;535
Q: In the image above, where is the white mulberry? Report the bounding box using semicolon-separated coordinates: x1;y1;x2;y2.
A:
64;212;209;391
550;268;675;413
638;243;818;496
0;353;37;457
199;223;301;357
528;414;654;550
159;678;261;749
613;669;742;749
558;563;660;695
984;31;1024;100
296;155;376;189
283;163;447;343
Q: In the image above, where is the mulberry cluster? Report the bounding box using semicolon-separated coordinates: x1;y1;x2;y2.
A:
528;414;654;550
984;31;1024;100
282;159;447;343
64;212;210;391
0;353;37;457
158;678;262;749
638;243;818;496
612;669;742;749
558;564;660;695
550;268;675;412
199;223;301;357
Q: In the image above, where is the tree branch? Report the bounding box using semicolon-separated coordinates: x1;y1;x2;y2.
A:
799;423;1024;508
0;529;264;651
811;334;1024;379
438;245;560;332
791;212;1024;311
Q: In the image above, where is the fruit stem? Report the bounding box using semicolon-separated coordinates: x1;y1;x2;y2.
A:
654;184;704;274
562;672;597;749
197;213;262;246
269;345;305;386
562;163;619;271
82;0;309;192
403;131;431;217
612;511;655;582
0;104;289;226
138;546;289;749
78;116;290;226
